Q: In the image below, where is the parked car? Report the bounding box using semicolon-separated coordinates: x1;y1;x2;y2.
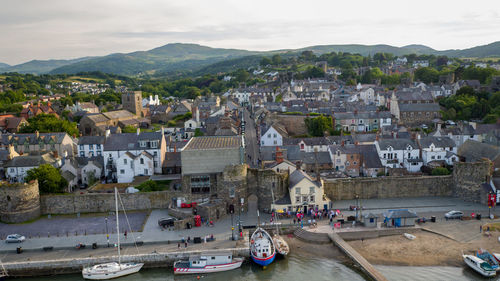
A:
445;210;464;220
5;234;26;243
158;217;177;228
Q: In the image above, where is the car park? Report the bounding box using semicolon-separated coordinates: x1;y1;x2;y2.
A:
5;234;26;243
445;210;464;220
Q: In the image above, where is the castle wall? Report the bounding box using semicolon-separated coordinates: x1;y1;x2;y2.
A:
0;180;41;223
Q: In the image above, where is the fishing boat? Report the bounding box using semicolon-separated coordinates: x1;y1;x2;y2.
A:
82;188;144;280
173;252;243;274
250;227;276;267
270;187;289;257
463;254;496;277
477;249;499;271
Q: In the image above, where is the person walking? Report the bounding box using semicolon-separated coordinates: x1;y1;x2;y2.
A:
480;225;482;233
185;242;188;248
178;243;180;249
124;230;127;240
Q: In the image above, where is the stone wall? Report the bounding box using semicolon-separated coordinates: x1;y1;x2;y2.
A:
324;175;453;201
40;191;182;215
274;114;308;136
452;159;492;204
0;180;40;223
247;168;288;211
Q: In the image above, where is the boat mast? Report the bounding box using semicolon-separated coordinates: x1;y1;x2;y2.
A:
270;185;279;235
115;187;121;266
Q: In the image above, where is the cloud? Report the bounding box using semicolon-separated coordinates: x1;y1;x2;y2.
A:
0;0;499;65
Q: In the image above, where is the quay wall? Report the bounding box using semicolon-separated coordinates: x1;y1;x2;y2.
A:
324;175;453;201
337;227;421;241
40;191;182;215
3;247;250;277
0;180;40;223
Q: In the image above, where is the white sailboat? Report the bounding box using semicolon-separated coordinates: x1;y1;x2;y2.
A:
82;188;144;280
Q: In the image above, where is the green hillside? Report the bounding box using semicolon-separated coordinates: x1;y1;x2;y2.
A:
0;62;10;69
1;57;93;74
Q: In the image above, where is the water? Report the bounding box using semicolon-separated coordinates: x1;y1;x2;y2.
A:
15;254;365;281
16;255;500;281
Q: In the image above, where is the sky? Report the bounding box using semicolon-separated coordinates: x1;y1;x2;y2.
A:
1;0;499;65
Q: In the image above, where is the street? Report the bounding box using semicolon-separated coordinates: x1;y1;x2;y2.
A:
243;107;259;168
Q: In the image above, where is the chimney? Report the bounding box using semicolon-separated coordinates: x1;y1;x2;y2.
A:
53;150;58;158
105;129;111;138
174;145;177;153
295;161;301;171
161;126;165;135
136;127;140;136
341;140;345;147
196;108;200;124
275;147;284;164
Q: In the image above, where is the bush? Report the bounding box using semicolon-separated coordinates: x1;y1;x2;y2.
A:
431;167;450;175
135;180;170;192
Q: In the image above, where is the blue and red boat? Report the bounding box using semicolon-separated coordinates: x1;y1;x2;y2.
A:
250;227;276;267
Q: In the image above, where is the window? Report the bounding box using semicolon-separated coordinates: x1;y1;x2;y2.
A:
296;196;301;203
96;144;101;150
154;161;157;167
88;144;93;150
309;186;315;194
296;187;301;194
154;151;157;157
346;161;350;166
302;196;308;202
97;151;102;156
120;169;125;174
140;158;144;164
10;168;14;173
273;133;277;138
408;153;411;158
262;141;264;145
80;151;85;157
79;145;84;150
89;151;94;157
144;169;148;175
336;159;341;163
267;134;271;138
437;155;441;159
310;195;315;202
353;161;357;165
151;141;158;148
273;140;277;145
139;141;146;147
123;159;127;164
431;156;435;160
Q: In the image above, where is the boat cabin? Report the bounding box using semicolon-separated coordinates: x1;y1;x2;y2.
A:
188;252;233;268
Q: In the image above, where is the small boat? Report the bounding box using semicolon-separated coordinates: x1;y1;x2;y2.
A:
493;253;500;263
250;227;276;267
173;252;243;274
273;234;290;256
463;254;496;277
82;188;144;280
403;233;416;240
477;249;500;271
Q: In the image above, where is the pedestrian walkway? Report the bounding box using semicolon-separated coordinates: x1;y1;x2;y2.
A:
329;232;388;281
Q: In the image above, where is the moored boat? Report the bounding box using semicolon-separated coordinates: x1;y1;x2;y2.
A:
403;233;416;240
463;254;496;277
477;249;499;271
250;227;276;267
273;234;289;256
82;188;144;280
173;252;243;274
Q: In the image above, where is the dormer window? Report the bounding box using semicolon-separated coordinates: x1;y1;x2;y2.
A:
151;141;158;148
139;141;147;147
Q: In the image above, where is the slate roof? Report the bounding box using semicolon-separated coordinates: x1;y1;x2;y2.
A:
183;136;242;150
1;132;68;146
78;136;106;145
4;153;59;167
457;140;500;162
398;103;441;112
274;195;292;205
377;138;417;150
302;152;332;165
383;209;418;219
289;169;320;188
358;144;384;168
419;136;456;148
103;132;163;151
164;152;181;167
102;110;135;120
395;89;433;101
334;111;391;120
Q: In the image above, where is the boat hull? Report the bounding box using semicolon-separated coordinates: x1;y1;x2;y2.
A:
464;256;496;277
82;263;143;280
174;259;243;274
251;253;276;266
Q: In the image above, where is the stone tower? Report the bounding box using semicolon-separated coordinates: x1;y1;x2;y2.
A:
122;91;143;116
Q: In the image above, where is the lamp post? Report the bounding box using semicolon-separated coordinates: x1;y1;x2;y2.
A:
355;194;359;222
105;217;109;247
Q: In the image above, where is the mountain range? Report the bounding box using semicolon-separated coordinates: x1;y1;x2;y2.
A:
1;41;499;76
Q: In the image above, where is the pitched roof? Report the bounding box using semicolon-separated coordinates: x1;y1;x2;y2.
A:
398;103;441;112
383;209;418;219
458;140;500;162
102;110;134;120
103;132;163;151
289;169;320;188
78;136;106;145
377;138;417;150
419;136;456;148
358;144;383;168
182;136;242;150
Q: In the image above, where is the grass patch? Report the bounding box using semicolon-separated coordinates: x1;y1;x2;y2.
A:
483;222;500;231
135;180;171;192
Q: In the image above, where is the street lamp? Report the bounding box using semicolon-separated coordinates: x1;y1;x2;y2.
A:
355;194;359;222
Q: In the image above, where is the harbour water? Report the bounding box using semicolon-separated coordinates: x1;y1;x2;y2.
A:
15;254;500;281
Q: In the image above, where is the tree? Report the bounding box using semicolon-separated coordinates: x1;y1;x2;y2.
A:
431;167;450;175
303;66;325;78
305;115;332;137
122;125;137;133
194;128;204;137
234;69;250;83
25;164;68;194
271;54;282;65
260;57;272;67
414;67;439;83
20;114;79;136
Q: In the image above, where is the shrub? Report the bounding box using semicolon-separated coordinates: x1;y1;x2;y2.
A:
431;167;450;175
